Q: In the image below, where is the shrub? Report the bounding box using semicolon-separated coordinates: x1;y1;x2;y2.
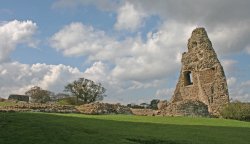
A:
25;86;53;103
57;97;84;105
149;99;160;110
221;101;250;121
127;103;144;109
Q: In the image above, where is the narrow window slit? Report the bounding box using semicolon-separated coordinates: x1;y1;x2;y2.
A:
184;71;193;86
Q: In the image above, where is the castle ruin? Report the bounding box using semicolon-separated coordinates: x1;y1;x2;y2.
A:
169;27;229;116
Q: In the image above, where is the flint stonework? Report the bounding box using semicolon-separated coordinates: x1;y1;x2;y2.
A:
170;27;229;116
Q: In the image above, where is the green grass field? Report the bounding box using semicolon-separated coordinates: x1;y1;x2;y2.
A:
0;112;250;144
0;102;15;106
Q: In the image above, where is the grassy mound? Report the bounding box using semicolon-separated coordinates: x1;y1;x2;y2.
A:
0;112;250;144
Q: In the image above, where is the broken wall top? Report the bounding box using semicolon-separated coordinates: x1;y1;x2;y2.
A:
170;27;229;116
182;27;220;71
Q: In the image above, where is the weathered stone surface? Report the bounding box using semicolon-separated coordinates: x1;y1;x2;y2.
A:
8;94;29;102
76;103;132;115
0;103;79;113
161;100;209;117
157;100;168;110
0;102;132;115
131;108;159;116
169;27;229;116
0;98;6;102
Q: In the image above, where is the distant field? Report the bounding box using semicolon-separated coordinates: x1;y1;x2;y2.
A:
0;112;250;144
0;101;15;106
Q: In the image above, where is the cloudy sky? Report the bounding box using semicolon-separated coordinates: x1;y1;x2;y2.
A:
1;0;250;104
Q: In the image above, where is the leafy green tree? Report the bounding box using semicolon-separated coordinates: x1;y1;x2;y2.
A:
64;78;106;104
140;103;150;109
25;86;53;103
150;99;160;110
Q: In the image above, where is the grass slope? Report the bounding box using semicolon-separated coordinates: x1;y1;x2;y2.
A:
0;112;250;144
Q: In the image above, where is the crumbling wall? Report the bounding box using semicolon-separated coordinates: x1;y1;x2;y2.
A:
76;103;132;115
170;27;229;116
162;100;209;117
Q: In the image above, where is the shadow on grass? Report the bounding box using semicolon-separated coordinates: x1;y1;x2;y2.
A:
126;138;191;144
0;112;12;128
0;112;250;144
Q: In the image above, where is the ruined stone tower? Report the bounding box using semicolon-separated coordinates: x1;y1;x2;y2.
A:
170;27;229;116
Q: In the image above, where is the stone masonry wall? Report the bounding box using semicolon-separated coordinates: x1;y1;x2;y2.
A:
170;27;229;116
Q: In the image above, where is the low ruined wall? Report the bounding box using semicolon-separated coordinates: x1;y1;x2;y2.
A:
161;100;209;117
0;98;6;102
0;102;133;115
76;103;132;115
0;103;78;113
131;109;159;116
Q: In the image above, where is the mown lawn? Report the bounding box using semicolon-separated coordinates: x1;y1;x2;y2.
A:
0;112;250;144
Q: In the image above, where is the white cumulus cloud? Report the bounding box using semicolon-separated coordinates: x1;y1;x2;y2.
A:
53;0;250;56
155;88;174;100
114;1;146;31
111;21;196;81
0;62;83;99
208;22;250;55
49;21;197;104
50;22;123;61
0;20;37;63
51;21;195;83
227;77;237;88
229;80;250;102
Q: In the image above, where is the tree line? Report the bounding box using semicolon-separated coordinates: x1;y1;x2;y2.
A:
25;78;106;104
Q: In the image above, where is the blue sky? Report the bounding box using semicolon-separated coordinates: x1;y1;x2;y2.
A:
1;0;250;104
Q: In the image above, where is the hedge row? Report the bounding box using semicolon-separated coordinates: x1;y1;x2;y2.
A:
220;101;250;121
